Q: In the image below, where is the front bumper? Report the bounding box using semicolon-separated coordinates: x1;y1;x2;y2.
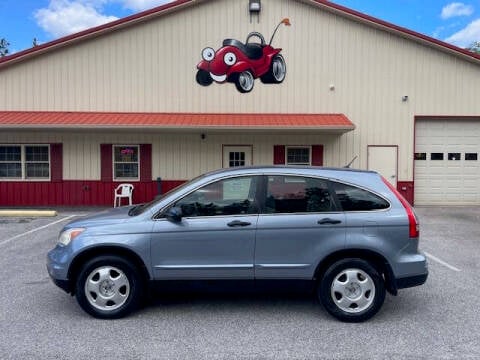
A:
46;246;72;294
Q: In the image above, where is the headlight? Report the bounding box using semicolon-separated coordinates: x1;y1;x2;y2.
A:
58;228;85;246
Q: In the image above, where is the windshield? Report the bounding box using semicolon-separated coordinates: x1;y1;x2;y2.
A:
128;175;204;216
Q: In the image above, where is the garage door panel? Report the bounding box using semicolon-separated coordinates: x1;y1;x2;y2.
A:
415;119;480;205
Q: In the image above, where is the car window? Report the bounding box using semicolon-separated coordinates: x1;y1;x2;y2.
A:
265;175;334;213
332;182;389;211
174;176;258;217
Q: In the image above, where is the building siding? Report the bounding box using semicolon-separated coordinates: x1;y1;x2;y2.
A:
1;0;480;185
0;131;335;180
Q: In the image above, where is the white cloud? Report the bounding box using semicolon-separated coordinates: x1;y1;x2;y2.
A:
121;0;172;12
441;2;474;20
445;18;480;47
34;0;173;39
34;0;118;38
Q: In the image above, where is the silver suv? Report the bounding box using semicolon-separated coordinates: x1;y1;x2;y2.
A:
47;166;428;322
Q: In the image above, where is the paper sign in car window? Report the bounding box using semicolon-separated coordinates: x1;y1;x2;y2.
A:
223;178;251;200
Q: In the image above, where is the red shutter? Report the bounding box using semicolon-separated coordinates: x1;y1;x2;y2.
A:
273;145;285;164
311;145;324;166
101;144;113;182
140;144;152;182
50;143;63;182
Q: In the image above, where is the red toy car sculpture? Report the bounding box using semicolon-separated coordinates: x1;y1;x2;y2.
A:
196;19;291;93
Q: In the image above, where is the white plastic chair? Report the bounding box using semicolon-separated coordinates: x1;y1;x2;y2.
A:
114;184;134;207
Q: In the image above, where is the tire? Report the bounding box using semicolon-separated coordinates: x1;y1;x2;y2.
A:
196;70;213;86
234;71;254;93
318;258;385;322
75;255;144;319
261;54;286;84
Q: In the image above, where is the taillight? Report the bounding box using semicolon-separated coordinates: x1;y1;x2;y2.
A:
381;177;419;238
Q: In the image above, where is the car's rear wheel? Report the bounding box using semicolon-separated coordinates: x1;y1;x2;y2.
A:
318;258;385;322
261;54;286;84
234;71;254;93
75;255;144;319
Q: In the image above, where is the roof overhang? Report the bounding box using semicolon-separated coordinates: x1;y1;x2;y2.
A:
0;112;355;133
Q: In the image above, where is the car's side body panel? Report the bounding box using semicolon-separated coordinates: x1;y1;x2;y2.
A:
255;212;346;279
150;215;258;279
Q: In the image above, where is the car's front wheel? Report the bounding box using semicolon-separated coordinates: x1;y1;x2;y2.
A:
318;258;385;322
234;71;255;93
75;255;144;319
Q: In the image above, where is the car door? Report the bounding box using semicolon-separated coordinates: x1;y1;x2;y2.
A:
151;175;260;280
255;175;346;279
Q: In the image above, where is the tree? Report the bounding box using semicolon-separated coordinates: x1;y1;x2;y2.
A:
0;38;9;57
466;41;480;54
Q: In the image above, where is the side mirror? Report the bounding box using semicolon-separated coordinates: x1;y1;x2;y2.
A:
164;206;183;222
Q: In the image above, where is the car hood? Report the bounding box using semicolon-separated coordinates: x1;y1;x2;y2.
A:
64;206;135;229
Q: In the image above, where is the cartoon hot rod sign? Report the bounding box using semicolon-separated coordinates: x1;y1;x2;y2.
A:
196;19;291;93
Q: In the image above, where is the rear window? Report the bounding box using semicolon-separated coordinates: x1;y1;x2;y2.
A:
332;182;389;211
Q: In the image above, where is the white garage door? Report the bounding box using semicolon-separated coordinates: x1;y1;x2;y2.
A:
415;119;480;205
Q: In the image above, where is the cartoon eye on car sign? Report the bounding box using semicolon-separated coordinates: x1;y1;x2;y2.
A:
196;18;291;93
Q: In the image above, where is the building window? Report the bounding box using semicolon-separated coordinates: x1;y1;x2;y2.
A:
465;153;478;161
229;152;246;167
430;153;444;161
113;145;139;180
448;153;461;161
286;147;311;165
0;145;50;179
414;153;426;160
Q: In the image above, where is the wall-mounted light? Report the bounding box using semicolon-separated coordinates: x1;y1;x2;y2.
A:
201;133;206;140
249;0;261;13
249;0;261;23
402;95;409;102
329;84;335;91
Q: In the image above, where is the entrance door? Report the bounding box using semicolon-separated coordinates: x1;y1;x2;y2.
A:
367;146;398;187
223;146;252;168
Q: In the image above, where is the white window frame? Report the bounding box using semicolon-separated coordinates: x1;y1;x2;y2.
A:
286;146;311;165
113;145;140;181
0;144;51;181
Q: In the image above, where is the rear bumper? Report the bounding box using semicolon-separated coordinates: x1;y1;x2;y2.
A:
395;272;428;289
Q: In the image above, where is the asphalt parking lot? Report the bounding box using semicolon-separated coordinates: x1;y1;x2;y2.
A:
0;207;479;359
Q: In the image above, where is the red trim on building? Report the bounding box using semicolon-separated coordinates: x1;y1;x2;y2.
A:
311;145;324;166
0;180;185;206
397;181;414;206
273;146;286;165
100;144;113;182
140;144;152;182
274;145;324;165
1;0;479;68
0;111;355;130
50;143;63;182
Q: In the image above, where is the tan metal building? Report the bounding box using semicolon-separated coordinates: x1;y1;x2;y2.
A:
0;0;479;206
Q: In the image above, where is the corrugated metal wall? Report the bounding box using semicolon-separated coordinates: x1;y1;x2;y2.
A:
1;0;480;182
0;131;334;180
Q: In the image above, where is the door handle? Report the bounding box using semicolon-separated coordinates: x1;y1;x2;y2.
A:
227;220;252;227
318;218;342;225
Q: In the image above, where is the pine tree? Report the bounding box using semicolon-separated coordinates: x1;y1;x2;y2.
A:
0;38;9;57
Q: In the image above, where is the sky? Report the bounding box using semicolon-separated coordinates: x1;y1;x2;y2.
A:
0;0;479;54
